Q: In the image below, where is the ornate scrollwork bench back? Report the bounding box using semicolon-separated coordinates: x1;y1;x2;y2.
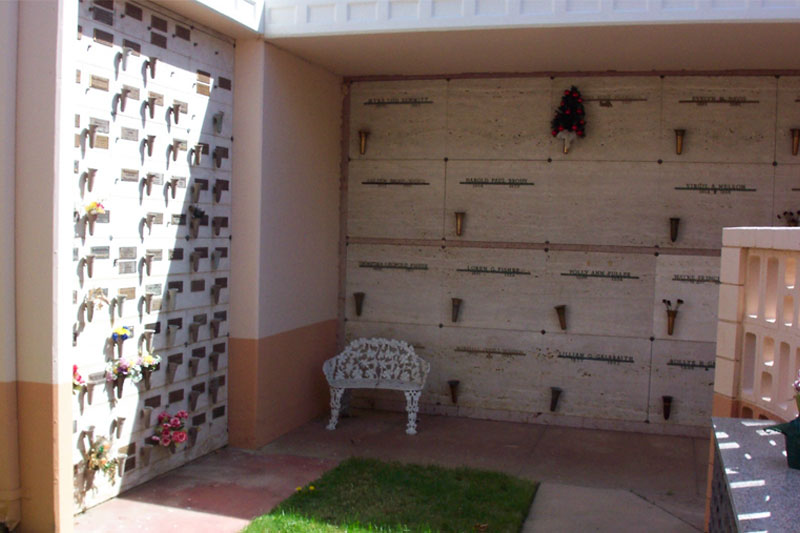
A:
323;338;430;435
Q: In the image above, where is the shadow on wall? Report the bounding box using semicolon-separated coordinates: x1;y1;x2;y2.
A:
71;1;233;512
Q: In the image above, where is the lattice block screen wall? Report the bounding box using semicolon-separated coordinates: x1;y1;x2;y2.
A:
72;0;233;511
343;77;800;435
739;250;800;420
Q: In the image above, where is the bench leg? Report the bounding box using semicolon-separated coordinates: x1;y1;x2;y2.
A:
404;390;421;435
327;387;344;431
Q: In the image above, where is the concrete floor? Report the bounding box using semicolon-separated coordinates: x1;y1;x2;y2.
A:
74;409;709;532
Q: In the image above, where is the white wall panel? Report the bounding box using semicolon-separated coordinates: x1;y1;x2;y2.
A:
349;80;447;160
73;0;234;513
348;160;445;239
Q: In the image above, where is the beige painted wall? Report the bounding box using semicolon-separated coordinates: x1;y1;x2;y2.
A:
231;41;341;339
229;41;341;448
0;2;20;529
15;0;77;530
259;43;341;337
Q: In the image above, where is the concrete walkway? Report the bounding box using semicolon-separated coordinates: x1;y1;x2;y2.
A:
75;409;708;532
523;483;698;532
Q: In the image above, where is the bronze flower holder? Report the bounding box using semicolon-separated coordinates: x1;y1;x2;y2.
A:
550;387;562;412
674;129;685;155
455;212;465;236
448;380;460;404
662;395;673;420
554;305;567;330
451;298;462;322
358;130;370;155
354;292;365;316
669;217;680;243
792;129;800;156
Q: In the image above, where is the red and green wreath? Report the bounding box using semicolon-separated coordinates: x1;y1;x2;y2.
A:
550;86;586;152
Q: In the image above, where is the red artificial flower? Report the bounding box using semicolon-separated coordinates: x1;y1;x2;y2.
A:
558;126;565;131
563;90;569;95
572;125;578;131
551;130;557;136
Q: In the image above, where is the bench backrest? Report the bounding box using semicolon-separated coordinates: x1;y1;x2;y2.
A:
323;338;430;390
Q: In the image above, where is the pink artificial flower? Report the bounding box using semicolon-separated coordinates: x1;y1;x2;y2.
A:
176;410;188;418
151;435;161;442
158;412;169;423
162;426;171;436
172;431;187;443
170;417;181;428
160;434;171;446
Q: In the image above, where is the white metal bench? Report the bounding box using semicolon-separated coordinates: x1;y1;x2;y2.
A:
323;338;430;435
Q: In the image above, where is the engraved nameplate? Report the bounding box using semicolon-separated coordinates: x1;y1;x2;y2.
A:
191;280;205;292
671;274;720;284
557;351;634;364
215;247;228;258
120;128;138;141
121;169;139;182
218;77;232;91
192;315;208;326
121;39;141;55
118;260;136;274
214;277;228;288
90;75;109;91
456;266;530;277
90;246;110;259
213;342;226;353
167;281;183;292
94;136;109;149
73;248;78;261
171;214;186;226
213;310;227;321
459;178;534;188
95;210;110;223
674;183;756;194
197;71;211;84
122;85;140;100
584;96;648;107
455;346;525;357
359;261;428;271
175;25;190;41
169;248;184;260
124;3;143;20
119;247;137;259
118;287;136;299
88;118;110;133
145;248;163;260
560;270;639;281
150;32;167;49
151;15;168;32
173;100;188;114
145;284;162;295
93;5;114;26
194;247;209;258
147;92;164;106
362;179;430;187
678;96;759;106
93;28;114;47
666;359;715;370
192;346;206;358
146;212;164;225
212;406;225;419
364;97;432;106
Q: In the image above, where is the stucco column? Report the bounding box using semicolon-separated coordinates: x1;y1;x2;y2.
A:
15;0;76;530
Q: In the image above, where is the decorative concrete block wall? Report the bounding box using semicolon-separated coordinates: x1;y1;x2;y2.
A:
714;228;800;422
72;0;232;512
344;75;800;436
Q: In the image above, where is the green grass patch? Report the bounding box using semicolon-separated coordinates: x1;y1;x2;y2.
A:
243;457;538;533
